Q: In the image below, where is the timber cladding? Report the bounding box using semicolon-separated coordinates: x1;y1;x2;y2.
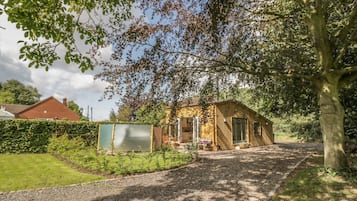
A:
215;101;274;150
168;104;215;142
165;99;274;150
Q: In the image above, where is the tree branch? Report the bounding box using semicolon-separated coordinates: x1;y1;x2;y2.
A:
308;0;334;72
235;3;287;19
340;65;357;75
339;65;357;88
134;41;316;81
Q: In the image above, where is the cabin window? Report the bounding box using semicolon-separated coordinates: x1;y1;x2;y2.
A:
253;121;261;136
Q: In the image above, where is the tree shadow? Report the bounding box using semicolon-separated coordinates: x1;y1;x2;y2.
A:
92;143;323;201
274;154;357;201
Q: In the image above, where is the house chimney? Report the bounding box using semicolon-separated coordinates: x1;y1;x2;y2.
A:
63;98;67;106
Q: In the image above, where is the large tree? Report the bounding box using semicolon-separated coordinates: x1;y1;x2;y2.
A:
95;0;356;170
0;79;41;104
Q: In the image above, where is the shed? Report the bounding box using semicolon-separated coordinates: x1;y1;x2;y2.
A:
164;99;274;150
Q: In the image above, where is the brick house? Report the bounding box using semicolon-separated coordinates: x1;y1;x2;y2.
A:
164;99;274;150
1;97;80;121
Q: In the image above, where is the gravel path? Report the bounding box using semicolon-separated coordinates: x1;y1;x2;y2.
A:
0;143;323;201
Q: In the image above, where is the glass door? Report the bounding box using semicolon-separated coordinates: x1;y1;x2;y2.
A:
232;118;247;144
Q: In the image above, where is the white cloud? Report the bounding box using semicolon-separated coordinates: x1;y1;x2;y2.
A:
0;52;32;84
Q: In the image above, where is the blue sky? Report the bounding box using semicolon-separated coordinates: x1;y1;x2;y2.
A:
0;14;118;121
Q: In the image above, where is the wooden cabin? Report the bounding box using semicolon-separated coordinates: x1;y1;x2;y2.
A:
164;99;274;150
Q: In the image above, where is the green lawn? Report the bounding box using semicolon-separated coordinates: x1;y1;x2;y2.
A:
274;132;300;143
0;154;103;192
273;155;357;201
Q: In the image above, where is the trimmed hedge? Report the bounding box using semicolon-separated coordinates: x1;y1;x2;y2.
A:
0;119;98;153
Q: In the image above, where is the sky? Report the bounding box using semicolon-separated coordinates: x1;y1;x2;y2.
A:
0;15;118;121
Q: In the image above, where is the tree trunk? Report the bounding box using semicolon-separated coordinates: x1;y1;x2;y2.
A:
318;75;348;170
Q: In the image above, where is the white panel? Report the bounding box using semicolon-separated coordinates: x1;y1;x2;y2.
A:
113;124;152;152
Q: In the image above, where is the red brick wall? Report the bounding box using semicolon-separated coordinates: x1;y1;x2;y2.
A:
18;97;80;121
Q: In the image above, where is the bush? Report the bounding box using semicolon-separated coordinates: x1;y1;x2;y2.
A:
0;119;98;153
48;135;193;175
291;120;322;142
48;134;87;155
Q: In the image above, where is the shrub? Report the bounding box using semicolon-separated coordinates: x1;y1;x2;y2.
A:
290;120;322;142
0;119;98;153
48;135;192;175
48;134;87;155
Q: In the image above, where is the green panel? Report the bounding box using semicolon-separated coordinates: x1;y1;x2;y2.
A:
98;124;113;151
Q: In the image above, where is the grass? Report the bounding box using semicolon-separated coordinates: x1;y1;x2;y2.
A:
272;117;300;143
274;132;299;143
0;154;103;192
273;154;357;201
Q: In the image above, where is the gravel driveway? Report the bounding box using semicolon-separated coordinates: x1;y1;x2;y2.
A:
0;143;323;201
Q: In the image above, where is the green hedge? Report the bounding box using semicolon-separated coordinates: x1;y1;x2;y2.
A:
0;119;98;153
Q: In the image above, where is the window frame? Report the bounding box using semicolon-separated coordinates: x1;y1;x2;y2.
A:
253;121;262;136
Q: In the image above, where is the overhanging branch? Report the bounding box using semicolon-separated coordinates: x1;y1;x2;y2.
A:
134;43;315;82
235;3;289;19
340;66;357;75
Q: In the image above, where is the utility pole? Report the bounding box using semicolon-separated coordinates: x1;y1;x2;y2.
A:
86;105;89;120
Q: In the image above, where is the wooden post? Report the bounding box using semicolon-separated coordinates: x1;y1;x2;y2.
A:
168;123;172;142
150;125;154;153
177;118;181;144
111;124;115;154
214;105;217;148
97;124;102;151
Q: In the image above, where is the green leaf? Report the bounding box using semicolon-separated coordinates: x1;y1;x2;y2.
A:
64;55;70;64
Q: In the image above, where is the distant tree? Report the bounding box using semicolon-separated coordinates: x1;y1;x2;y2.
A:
0;80;41;105
67;100;88;121
116;105;131;122
135;103;166;126
109;109;117;122
0;91;15;104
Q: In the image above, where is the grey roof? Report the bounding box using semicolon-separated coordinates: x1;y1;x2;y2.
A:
0;109;15;118
0;104;31;115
